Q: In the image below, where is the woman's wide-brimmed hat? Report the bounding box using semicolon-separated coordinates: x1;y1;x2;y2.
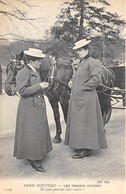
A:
73;39;91;50
24;48;46;58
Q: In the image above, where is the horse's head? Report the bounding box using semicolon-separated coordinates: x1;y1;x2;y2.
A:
5;60;17;96
56;57;73;81
39;55;73;97
39;55;58;90
5;51;24;96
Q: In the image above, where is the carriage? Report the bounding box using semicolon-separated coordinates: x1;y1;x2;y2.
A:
110;65;125;107
97;65;125;124
5;51;125;142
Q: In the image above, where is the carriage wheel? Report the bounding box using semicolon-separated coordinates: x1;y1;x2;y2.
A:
122;93;126;106
104;106;112;124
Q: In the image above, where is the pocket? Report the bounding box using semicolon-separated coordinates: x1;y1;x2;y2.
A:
33;95;44;107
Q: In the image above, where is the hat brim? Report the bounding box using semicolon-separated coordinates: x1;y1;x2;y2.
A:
24;50;46;58
73;40;91;50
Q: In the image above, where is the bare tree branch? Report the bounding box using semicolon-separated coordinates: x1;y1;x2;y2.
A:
0;10;44;21
0;0;57;43
0;0;6;5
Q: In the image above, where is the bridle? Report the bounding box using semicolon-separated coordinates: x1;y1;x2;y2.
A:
47;62;70;89
5;80;16;84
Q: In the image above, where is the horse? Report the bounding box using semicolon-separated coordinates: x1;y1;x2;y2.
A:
5;51;25;96
5;52;73;143
5;52;115;143
97;65;115;124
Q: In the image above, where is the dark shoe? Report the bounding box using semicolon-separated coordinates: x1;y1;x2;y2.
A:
31;161;45;172
72;150;91;159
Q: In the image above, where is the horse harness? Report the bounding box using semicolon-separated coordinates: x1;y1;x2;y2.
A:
44;62;70;89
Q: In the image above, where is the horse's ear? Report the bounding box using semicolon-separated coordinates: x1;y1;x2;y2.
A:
16;50;24;60
20;51;24;59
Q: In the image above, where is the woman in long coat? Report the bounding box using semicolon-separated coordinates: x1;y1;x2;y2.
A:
13;48;52;172
64;39;107;159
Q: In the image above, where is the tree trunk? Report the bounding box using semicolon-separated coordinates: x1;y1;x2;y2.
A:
79;0;84;39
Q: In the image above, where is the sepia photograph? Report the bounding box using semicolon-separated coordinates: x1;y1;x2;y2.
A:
0;0;125;194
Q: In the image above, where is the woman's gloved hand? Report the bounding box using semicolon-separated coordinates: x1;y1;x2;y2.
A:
68;80;73;89
40;82;49;89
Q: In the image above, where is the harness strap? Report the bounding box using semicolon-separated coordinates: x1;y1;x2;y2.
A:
55;78;69;88
48;62;70;89
4;80;16;84
101;84;125;93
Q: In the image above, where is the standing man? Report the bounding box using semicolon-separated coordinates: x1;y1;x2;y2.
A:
64;39;107;159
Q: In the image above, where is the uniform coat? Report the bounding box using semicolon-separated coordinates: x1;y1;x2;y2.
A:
13;66;52;160
64;57;107;149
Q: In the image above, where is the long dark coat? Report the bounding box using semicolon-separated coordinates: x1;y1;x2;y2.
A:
64;57;107;150
13;66;52;160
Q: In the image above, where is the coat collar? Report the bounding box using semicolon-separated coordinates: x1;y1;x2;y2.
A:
27;64;37;72
26;64;40;77
79;56;91;67
80;54;90;63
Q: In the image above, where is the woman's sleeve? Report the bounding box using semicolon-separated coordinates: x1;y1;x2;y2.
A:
83;60;102;90
16;70;42;97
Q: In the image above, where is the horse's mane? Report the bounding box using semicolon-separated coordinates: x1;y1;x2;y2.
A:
101;65;115;87
41;55;52;71
57;57;72;67
16;51;24;60
102;66;115;78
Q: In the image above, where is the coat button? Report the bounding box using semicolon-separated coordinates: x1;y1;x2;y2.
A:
33;77;35;80
39;103;41;105
38;95;40;97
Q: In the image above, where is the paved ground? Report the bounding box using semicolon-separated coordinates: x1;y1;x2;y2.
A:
0;90;64;137
0;91;125;194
